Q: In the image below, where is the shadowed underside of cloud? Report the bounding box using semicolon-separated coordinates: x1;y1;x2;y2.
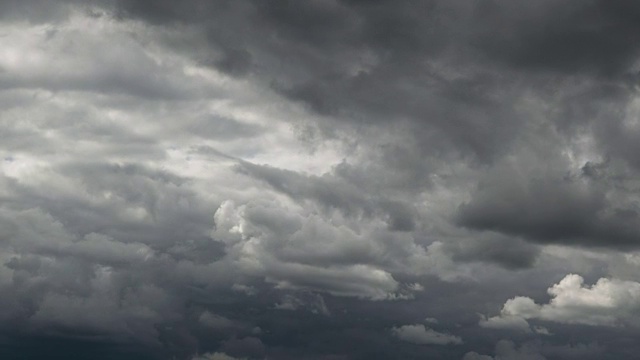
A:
457;159;640;249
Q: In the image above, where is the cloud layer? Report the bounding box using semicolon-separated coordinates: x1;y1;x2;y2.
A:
3;0;640;359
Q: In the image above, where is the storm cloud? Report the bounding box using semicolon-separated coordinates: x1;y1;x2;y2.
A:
3;0;640;359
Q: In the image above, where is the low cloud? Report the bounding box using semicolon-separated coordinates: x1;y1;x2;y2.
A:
391;324;462;345
483;274;640;328
463;340;546;360
274;293;330;316
464;339;604;360
192;353;245;360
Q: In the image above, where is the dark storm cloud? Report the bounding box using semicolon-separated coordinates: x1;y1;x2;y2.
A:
444;234;540;270
471;0;640;76
110;0;510;162
110;0;640;255
6;0;640;359
456;160;640;249
114;0;640;160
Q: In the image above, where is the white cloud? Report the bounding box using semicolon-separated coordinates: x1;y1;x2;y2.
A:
391;324;462;345
483;274;640;329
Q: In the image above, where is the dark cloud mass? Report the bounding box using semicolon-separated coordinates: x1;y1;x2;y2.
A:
3;0;640;359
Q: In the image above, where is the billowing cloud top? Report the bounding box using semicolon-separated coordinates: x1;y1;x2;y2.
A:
3;0;640;359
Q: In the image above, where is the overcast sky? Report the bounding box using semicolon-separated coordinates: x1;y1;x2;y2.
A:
3;1;640;359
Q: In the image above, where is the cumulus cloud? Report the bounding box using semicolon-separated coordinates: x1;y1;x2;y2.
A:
484;274;640;328
211;198;433;300
391;324;462;346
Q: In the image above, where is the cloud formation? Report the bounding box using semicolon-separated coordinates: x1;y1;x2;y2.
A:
4;0;640;359
391;324;463;346
483;274;640;328
463;340;546;360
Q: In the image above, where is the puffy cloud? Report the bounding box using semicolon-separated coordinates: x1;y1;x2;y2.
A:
484;274;640;328
211;198;434;300
391;324;462;346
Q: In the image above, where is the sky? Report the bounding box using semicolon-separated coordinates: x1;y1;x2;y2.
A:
2;0;640;359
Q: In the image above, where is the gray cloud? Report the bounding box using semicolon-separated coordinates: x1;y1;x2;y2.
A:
464;339;606;360
391;324;463;346
463;340;547;360
4;0;640;359
457;158;640;249
236;161;417;231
